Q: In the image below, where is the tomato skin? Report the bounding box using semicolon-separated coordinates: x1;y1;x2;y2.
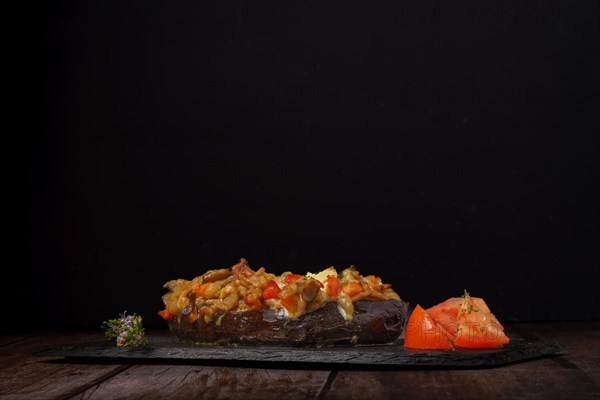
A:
404;305;453;350
157;309;174;320
284;274;302;284
326;276;340;297
261;281;282;300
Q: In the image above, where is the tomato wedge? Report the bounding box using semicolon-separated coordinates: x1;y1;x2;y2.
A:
453;293;510;349
404;305;453;350
405;291;510;350
426;297;462;336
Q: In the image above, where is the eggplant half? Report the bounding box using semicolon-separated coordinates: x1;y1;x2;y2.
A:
169;299;408;346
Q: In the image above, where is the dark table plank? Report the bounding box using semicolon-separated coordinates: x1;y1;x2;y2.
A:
324;356;592;400
510;321;600;385
72;365;331;400
0;331;129;400
0;333;40;348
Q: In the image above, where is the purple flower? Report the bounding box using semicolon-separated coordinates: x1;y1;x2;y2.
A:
102;311;147;347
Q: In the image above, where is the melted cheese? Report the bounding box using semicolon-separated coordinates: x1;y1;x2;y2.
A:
307;266;338;284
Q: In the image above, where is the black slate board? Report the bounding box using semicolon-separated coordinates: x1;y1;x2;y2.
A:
32;336;563;368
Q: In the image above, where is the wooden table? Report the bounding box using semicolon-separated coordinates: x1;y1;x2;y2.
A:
1;322;598;399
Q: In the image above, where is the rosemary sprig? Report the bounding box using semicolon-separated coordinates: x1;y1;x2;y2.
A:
101;311;148;347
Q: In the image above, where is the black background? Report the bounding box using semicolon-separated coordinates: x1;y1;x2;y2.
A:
30;0;598;330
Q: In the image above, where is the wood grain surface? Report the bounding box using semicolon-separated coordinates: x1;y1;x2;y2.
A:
1;322;598;400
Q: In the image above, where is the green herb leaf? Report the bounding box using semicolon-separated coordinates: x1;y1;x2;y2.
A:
101;311;148;347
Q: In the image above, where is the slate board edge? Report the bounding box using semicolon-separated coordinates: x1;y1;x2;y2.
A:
32;339;564;367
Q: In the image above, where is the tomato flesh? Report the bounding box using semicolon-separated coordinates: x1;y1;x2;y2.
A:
326;276;340;297
341;281;363;298
261;280;282;300
426;297;462;336
404;305;453;350
284;274;302;284
157;309;173;320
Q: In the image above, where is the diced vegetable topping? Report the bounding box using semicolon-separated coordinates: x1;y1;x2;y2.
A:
284;274;302;284
342;281;363;298
325;276;341;297
281;293;301;316
261;280;282;300
157;309;173;320
160;259;400;323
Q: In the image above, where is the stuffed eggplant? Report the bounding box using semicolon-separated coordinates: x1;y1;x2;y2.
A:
159;259;408;346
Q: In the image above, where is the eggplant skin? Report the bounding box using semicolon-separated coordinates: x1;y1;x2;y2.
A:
169;300;408;346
